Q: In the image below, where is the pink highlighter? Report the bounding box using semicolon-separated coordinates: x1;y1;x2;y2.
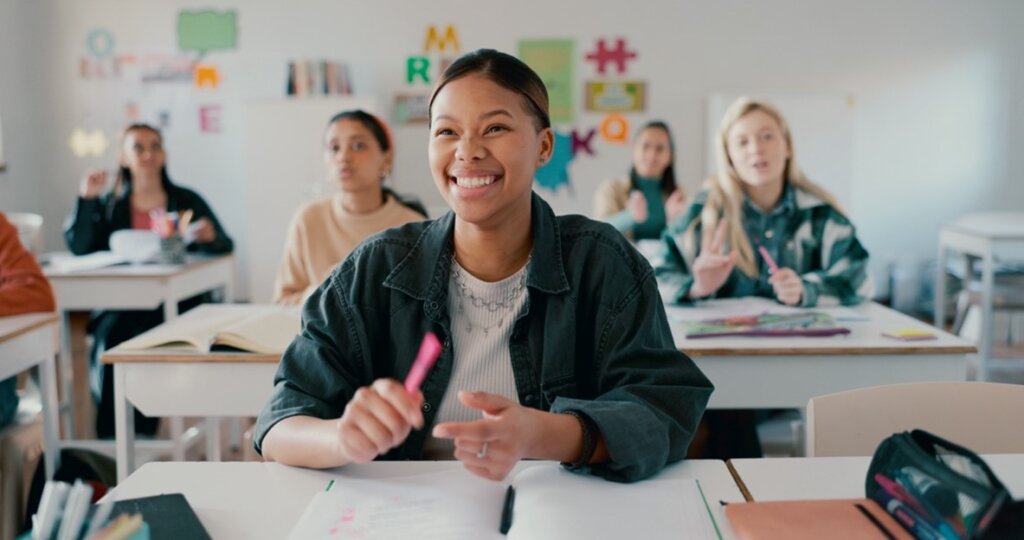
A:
404;332;442;394
757;245;780;274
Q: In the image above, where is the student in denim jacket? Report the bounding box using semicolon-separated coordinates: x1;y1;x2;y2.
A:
256;49;713;483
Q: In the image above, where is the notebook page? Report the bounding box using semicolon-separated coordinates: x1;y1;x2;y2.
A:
118;310;247;352
215;307;301;354
287;469;507;540
509;464;719;540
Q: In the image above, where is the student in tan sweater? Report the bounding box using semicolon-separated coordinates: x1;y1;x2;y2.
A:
273;111;427;305
0;212;57;428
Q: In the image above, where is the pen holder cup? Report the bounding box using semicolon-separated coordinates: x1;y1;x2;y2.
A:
159;235;186;265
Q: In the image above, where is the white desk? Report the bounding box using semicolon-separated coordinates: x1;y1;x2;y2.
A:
935;212;1024;380
101;304;287;481
44;253;234;465
107;459;745;540
729;454;1024;502
669;299;976;409
0;312;60;479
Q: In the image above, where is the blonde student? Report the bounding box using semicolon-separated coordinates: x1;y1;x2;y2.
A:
256;49;712;483
272;111;427;305
657;97;871;307
593;121;686;240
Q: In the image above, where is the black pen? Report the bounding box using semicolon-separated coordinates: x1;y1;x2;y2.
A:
499;485;515;534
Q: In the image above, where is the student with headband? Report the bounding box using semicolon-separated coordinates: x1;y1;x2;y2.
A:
272;111;427;305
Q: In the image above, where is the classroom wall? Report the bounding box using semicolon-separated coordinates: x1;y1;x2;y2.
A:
1;0;1021;302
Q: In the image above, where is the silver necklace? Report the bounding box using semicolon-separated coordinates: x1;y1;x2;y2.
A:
450;259;529;336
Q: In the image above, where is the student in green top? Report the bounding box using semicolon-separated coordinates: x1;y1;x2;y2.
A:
593;121;687;240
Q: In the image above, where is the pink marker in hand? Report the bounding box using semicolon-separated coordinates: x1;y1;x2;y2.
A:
404;332;442;394
757;245;780;274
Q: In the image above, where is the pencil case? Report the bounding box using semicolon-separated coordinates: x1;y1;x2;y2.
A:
866;429;1023;539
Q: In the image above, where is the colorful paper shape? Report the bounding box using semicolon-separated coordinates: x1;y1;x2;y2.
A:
79;58;123;80
600;114;629;144
141;54;195;84
394;94;431;124
585;81;646;113
584;38;638;75
534;130;574;193
158;111;171;129
518;40;575;124
178;10;237;53
571;128;596;157
199;105;221;133
69;129;109;158
194;64;221;89
423;25;460;54
86;29;115;59
406;56;431;85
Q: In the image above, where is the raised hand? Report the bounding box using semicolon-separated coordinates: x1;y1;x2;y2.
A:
79;169;109;199
689;220;736;298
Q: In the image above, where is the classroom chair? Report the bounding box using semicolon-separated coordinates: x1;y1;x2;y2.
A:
805;382;1024;457
6;213;44;255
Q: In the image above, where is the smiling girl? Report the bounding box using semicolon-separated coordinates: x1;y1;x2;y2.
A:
255;49;712;483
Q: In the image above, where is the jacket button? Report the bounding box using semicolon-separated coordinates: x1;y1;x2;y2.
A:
422;402;432;413
524;394;536;405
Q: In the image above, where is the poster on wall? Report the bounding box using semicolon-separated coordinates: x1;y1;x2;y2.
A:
518;40;574;124
0;114;5;171
585;81;646;113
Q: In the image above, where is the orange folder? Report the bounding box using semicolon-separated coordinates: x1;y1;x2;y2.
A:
725;499;913;540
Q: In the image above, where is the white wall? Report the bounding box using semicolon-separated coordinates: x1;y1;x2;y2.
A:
1;0;1021;300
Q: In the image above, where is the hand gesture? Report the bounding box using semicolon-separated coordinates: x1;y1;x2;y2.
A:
664;189;687;225
333;379;424;464
769;268;804;306
627;191;648;224
187;217;216;244
433;391;540;481
79;169;109;199
689;220;736;298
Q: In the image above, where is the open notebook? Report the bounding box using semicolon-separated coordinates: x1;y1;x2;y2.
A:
683;312;850;338
117;307;301;354
288;464;721;540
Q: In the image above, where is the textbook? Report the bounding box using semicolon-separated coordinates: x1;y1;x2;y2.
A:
725;499;912;540
288;464;721;540
117;306;301;354
683;312;850;339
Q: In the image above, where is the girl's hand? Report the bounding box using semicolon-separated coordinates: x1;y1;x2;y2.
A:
432;391;543;481
333;378;424;464
689;220;736;298
627;191;648;224
769;268;804;306
79;169;109;199
664;189;687;225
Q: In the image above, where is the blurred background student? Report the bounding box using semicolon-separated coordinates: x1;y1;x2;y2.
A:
273;110;426;305
593;120;687;242
64;123;233;438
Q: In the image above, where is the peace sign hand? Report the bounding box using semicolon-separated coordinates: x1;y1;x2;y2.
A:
689;220;736;299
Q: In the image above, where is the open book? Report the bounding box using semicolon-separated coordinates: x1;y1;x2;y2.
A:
683;312;850;338
288;464;721;540
118;307;300;354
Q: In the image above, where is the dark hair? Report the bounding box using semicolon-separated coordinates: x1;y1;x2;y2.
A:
428;48;550;131
112;123;174;208
326;109;392;152
629;120;677;197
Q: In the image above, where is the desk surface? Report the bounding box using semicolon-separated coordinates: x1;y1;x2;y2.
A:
729;454;1024;502
101;304;290;364
109;460;744;540
0;312;58;344
669;299;976;356
943;211;1024;239
43;252;234;279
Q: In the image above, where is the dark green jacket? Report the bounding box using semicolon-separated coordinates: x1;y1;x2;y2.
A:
255;193;712;482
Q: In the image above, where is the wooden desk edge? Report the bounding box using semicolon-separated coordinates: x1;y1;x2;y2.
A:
0;313;59;344
684;345;978;356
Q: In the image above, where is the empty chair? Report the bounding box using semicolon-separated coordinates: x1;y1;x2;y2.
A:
805;382;1024;457
5;212;43;254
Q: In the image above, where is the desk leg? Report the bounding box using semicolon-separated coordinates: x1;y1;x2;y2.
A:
39;330;62;480
170;417;186;461
935;243;948;329
58;310;75;439
980;252;995;381
114;364;135;482
205;417;221;462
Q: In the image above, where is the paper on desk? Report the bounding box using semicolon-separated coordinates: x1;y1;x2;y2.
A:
46;251;128;272
665;297;870;323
